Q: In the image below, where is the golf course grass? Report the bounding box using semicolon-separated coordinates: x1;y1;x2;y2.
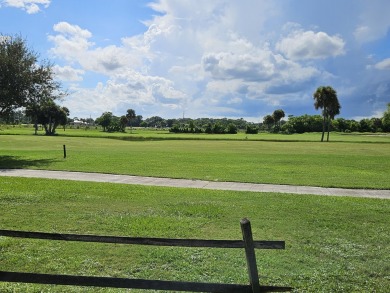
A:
1;128;389;292
1;130;389;189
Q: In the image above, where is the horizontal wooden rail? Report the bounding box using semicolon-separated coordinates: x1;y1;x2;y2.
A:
0;219;291;292
0;271;252;292
0;271;292;292
0;229;285;249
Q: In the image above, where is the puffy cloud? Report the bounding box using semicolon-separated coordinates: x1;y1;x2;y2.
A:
374;58;390;70
48;22;143;75
48;22;93;62
202;52;275;81
53;65;84;82
201;47;320;98
2;0;50;14
53;22;92;39
62;69;187;118
276;29;345;60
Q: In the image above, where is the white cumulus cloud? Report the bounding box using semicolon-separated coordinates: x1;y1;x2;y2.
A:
2;0;50;14
53;65;85;82
374;58;390;70
276;30;345;60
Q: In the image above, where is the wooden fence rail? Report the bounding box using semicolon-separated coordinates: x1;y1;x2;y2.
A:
0;218;292;292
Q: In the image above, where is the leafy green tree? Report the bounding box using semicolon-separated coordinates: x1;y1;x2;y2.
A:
382;103;390;132
245;125;259;134
0;35;35;116
188;120;195;132
96;112;113;132
1;35;65;120
26;101;69;135
106;116;122;132
144;116;166;128
358;119;371;132
272;109;285;127
370;117;383;133
313;86;341;142
263;115;274;131
133;115;143;127
227;123;238;134
334;118;348;132
212;122;225;134
119;115;128;132
126;109;136;133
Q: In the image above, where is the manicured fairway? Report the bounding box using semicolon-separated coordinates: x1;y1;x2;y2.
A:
0;177;389;292
1;134;389;189
2;125;390;143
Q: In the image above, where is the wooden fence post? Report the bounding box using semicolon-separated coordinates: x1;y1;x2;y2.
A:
63;145;66;158
241;218;261;293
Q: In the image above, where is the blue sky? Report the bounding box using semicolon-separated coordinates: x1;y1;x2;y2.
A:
1;0;389;121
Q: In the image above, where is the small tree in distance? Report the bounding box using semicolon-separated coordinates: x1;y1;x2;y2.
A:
96;112;113;132
263;115;274;131
382;103;390;132
272;109;285;127
126;109;136;133
313;86;341;142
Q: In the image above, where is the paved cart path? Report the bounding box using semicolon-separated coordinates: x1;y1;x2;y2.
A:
1;169;389;199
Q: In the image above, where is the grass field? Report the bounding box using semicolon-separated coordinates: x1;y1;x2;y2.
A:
1;131;389;189
2;124;390;143
0;177;389;292
1;129;389;292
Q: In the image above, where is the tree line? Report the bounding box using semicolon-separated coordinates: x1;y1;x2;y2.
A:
92;105;390;137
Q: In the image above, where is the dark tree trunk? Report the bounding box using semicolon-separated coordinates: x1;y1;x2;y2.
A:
321;115;326;142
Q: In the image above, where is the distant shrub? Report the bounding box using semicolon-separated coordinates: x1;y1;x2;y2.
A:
245;125;258;134
227;123;237;134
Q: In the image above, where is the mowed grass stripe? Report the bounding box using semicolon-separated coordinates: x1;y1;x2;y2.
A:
1;134;389;189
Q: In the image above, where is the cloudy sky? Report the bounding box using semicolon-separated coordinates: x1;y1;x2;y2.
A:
1;0;389;121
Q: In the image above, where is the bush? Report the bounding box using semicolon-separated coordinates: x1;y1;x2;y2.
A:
212;123;225;134
227;123;237;134
245;125;258;134
281;123;295;134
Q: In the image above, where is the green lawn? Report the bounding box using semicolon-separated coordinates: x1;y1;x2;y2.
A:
2;124;390;143
1;130;389;292
1;133;389;189
1;177;389;292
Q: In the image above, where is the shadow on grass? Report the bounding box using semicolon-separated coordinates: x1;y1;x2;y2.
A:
0;156;56;169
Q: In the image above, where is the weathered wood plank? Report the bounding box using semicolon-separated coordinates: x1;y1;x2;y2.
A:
0;271;252;292
0;271;292;292
0;230;284;249
241;218;261;293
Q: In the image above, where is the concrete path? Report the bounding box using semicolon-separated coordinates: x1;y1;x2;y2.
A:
1;169;389;199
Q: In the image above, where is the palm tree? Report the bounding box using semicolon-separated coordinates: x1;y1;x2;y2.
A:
313;86;341;142
263;115;274;131
126;109;136;133
272;109;285;127
326;98;341;141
